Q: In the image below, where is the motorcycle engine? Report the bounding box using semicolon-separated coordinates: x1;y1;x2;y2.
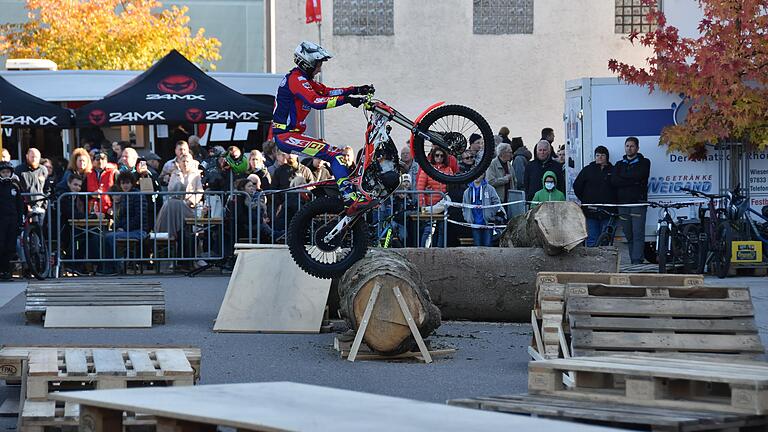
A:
361;138;401;199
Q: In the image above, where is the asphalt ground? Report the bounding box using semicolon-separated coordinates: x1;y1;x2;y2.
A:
0;274;766;431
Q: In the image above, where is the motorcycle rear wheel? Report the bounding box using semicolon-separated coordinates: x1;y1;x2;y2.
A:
412;104;494;185
287;197;369;279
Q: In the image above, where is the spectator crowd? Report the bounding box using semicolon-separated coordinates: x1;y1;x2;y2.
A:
0;125;651;279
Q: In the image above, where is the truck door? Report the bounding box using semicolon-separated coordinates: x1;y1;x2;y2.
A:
564;95;583;202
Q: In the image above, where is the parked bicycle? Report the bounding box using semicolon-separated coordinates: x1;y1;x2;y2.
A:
649;201;700;274
21;194;52;280
583;206;626;246
680;187;732;278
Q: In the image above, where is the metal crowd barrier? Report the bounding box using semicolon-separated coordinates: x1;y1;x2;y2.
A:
253;189;449;248
55;190;250;276
51;188;451;276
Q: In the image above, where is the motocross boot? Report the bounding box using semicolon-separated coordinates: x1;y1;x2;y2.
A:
338;177;378;216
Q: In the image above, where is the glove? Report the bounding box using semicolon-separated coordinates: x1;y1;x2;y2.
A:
353;84;375;95
347;96;364;108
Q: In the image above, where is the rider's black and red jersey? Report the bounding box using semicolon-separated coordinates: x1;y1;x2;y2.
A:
272;68;355;134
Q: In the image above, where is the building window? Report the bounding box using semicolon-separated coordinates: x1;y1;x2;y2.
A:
333;0;394;36
615;0;657;34
473;0;534;35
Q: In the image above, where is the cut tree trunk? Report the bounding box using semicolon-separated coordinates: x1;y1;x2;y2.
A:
337;249;441;355
388;247;619;322
500;201;587;255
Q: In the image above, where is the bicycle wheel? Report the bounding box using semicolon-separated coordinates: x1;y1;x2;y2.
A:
657;226;670;274
680;224;701;274
412;104;494;185
596;231;613;247
711;221;732;279
22;224;49;280
287;197;369;279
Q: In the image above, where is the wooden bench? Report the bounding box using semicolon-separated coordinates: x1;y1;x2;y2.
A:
25;281;165;325
49;382;628;431
449;394;768;432
528;355;768;415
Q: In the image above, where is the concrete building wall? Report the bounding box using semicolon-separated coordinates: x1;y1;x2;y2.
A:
273;0;654;151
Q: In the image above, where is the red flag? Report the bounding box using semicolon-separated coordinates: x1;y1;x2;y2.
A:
306;0;322;23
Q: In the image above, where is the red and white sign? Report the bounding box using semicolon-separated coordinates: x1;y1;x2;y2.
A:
306;0;322;23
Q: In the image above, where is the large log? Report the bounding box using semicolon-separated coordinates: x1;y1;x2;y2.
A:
500;201;587;255
338;249;441;355
389;247;619;322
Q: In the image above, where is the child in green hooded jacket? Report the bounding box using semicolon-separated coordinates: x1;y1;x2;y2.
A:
531;170;565;207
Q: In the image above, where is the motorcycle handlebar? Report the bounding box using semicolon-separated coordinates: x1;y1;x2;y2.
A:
679;187;724;199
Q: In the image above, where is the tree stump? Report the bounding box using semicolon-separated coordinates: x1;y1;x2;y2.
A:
338;249;441;355
500;201;587;255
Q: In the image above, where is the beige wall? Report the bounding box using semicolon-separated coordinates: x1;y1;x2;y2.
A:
275;0;651;151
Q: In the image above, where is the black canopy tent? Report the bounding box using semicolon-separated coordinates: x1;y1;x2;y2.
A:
0;75;74;158
75;50;273;129
0;75;74;129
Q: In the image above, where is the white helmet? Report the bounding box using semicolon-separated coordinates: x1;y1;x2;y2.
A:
294;41;332;75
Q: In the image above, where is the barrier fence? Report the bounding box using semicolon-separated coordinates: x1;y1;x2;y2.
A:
18;187;718;278
37;189;451;277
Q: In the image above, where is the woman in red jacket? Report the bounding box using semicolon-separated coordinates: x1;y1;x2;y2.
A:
415;148;454;247
86;152;117;215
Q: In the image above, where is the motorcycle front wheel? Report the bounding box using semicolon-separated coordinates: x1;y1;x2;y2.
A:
412;104;494;185
287;197;369;279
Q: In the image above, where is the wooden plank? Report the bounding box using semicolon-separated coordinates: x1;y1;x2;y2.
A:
528;356;768;383
50;382;629;432
64;349;88;376
28;350;58;376
566;297;755;317
447;394;768;430
91;350;127;376
79;405;123;432
21;400;55;421
569;315;758;333
566;283;750;301
570;330;765;353
214;248;331;333
127;350;157;377
155;350;193;376
44;306;153;328
64;401;79;420
537;272;704;287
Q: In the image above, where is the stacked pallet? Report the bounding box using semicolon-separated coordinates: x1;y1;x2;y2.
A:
567;283;763;358
448;395;768;431
25;281;166;325
0;346;200;432
533;272;706;358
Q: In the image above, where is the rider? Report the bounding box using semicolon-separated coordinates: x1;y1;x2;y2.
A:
272;41;374;215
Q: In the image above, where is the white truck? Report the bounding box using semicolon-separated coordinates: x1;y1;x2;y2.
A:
564;77;768;249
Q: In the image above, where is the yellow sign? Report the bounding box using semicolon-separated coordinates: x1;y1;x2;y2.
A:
731;241;762;263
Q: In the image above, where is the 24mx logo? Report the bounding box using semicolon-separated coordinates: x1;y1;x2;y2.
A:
205;111;259;121
1;115;58;126
109;111;165;123
146;94;205;101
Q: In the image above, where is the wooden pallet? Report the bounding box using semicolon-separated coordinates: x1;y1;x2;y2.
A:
332;336;455;362
0;346;201;382
533;273;704;358
729;264;768;277
20;400;153;432
566;283;764;358
528;355;768;415
16;347;196;432
448;394;768;432
25;282;166;325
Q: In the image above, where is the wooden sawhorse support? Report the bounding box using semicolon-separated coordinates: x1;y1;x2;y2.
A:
347;283;432;363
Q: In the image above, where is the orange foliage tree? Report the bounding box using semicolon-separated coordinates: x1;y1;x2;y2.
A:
0;0;221;70
609;0;768;159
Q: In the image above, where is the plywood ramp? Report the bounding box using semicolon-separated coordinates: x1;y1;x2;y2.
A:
214;245;331;333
